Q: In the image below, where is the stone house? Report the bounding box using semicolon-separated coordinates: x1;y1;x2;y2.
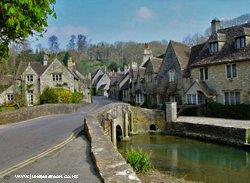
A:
91;69;111;97
157;41;191;106
186;19;250;105
0;53;91;106
143;57;163;107
133;68;146;106
0;75;15;105
118;71;131;102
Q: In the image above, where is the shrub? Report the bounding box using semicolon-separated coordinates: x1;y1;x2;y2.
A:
71;92;83;103
207;101;250;120
125;149;152;173
40;87;83;104
40;87;58;104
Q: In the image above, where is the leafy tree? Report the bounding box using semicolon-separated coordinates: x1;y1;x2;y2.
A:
63;52;70;66
48;35;60;53
67;35;76;51
0;0;56;57
108;61;118;72
77;34;87;52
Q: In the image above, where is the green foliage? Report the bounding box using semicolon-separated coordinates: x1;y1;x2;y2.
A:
71;92;83;103
108;61;118;72
125;149;152;173
207;101;250;120
40;87;58;104
40;87;83;104
63;52;70;66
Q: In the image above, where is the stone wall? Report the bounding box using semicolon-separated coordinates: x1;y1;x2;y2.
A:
130;106;165;133
191;61;250;104
0;104;82;125
166;122;249;146
84;115;140;183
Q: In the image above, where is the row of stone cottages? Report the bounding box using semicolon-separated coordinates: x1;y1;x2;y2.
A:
0;53;92;106
92;19;250;108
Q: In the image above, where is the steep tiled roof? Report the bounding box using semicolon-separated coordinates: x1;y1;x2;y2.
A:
150;57;163;73
191;23;250;67
170;40;191;70
93;74;104;86
16;61;49;77
0;75;13;93
120;79;130;90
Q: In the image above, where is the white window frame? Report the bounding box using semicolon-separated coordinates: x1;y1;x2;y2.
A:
26;75;33;82
209;42;219;54
226;64;237;79
169;70;175;82
7;94;14;101
187;94;197;105
199;67;208;80
235;36;246;49
224;91;240;105
52;74;62;81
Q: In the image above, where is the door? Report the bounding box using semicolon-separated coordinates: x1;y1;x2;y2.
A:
27;90;34;106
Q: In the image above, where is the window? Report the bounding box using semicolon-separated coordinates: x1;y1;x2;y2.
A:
52;74;62;81
224;91;240;105
200;67;208;80
26;75;33;82
169;70;175;82
235;36;246;49
7;94;13;101
209;42;219;54
187;94;197;105
226;64;237;79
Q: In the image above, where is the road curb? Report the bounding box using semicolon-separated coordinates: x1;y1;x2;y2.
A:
0;126;84;178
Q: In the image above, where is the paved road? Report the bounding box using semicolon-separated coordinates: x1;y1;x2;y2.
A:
2;135;100;183
0;96;115;173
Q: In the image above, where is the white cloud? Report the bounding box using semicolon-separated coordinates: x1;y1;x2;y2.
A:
137;7;153;21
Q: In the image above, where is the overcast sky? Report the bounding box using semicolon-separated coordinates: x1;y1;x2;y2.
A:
29;0;250;49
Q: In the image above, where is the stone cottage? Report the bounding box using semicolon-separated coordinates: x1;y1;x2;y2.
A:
186;19;250;105
157;41;191;106
0;53;91;106
91;69;111;97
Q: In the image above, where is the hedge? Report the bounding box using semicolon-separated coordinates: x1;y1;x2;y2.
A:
207;101;250;120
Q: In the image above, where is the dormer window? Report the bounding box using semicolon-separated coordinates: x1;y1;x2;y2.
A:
209;42;219;54
235;36;246;49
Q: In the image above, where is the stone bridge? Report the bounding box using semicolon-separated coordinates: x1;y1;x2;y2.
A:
98;103;132;146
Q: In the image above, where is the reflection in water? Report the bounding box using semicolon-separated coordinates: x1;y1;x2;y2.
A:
117;134;250;183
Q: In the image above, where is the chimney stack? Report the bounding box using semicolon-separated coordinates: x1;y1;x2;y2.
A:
67;57;76;70
43;51;49;66
211;18;221;34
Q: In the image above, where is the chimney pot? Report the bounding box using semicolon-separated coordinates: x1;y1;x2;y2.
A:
211;18;221;34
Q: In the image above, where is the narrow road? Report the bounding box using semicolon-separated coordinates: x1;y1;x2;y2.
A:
0;96;115;173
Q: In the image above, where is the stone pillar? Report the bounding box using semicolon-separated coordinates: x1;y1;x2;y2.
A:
166;102;177;122
124;112;129;139
111;121;117;147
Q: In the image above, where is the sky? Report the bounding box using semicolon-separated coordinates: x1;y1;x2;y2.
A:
30;0;250;49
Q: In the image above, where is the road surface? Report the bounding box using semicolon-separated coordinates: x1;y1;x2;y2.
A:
0;96;115;173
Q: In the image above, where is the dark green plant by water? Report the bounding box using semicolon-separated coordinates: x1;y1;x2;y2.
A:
125;149;152;173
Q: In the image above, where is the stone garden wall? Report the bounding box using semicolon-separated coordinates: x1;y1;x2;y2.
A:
0;104;82;125
130;106;166;133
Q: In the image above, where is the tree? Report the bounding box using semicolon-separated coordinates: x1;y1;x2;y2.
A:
67;35;76;51
77;34;87;53
0;0;56;58
48;35;60;53
108;62;118;72
63;52;70;66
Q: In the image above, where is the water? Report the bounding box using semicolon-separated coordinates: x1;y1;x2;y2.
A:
117;134;250;183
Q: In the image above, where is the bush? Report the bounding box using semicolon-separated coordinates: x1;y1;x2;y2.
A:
207;101;250;120
71;92;83;103
40;87;83;104
125;149;152;173
40;88;58;104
